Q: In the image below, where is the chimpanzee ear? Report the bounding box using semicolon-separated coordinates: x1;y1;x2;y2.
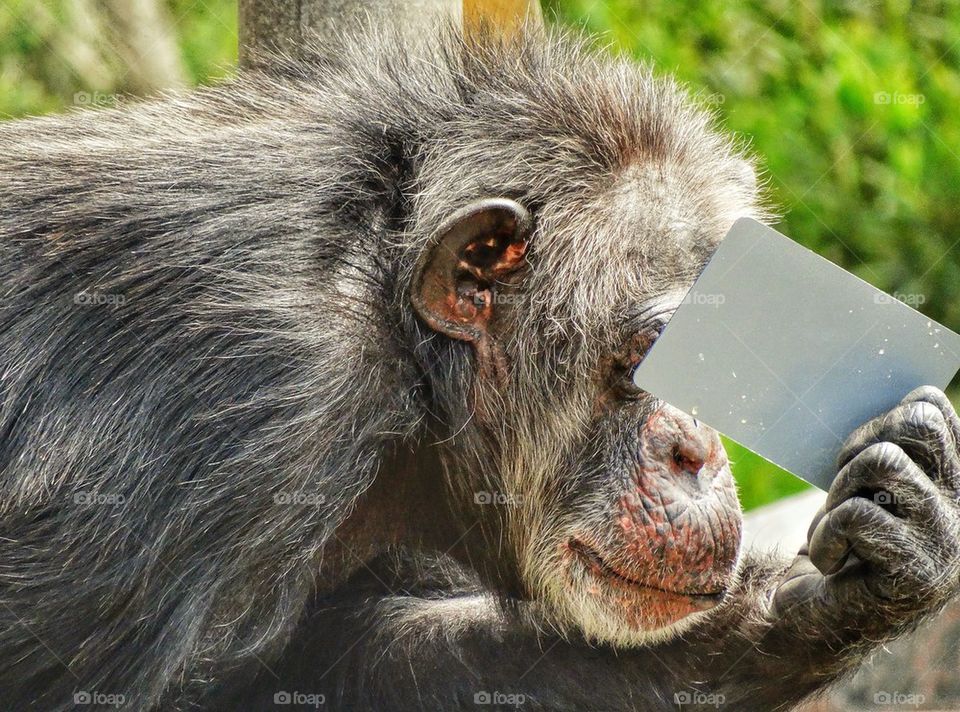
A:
412;198;532;342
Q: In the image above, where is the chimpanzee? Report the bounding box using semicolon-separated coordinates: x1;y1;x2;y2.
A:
1;24;959;712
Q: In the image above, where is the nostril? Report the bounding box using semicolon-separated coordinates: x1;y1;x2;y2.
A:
644;406;718;478
672;444;705;476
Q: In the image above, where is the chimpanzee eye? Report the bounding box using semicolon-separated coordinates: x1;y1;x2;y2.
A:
613;323;665;399
615;351;649;399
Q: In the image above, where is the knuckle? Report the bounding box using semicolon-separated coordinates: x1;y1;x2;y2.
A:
904;385;945;404
858;441;909;472
821;498;863;534
821;508;843;535
902;401;947;433
837;495;871;519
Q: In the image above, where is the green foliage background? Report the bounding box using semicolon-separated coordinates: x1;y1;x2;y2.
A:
4;0;959;508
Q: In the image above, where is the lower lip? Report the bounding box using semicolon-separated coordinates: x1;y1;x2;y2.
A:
569;540;725;609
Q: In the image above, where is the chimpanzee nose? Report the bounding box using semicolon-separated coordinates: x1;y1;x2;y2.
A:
673;437;708;476
641;404;722;478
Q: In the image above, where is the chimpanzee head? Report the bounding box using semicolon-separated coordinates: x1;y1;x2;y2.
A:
406;34;763;646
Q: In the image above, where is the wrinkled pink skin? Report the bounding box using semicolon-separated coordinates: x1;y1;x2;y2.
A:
567;404;742;630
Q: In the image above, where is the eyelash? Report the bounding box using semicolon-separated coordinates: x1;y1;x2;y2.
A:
622;362;644;397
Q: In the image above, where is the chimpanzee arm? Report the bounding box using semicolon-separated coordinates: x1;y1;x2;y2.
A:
239;548;946;712
229;555;860;711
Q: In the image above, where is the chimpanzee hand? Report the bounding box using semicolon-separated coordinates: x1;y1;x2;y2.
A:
773;386;960;628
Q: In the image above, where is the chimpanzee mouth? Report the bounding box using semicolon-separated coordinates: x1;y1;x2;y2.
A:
567;538;725;604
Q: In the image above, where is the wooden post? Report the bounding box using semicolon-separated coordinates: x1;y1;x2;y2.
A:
239;0;459;67
464;0;542;34
239;0;542;67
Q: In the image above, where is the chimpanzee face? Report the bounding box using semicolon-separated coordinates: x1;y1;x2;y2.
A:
546;291;742;644
411;159;757;645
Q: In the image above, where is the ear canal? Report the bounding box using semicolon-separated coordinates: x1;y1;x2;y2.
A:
411;198;532;342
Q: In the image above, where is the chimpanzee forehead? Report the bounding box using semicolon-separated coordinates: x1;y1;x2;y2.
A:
608;161;742;243
519;160;759;341
556;164;740;278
